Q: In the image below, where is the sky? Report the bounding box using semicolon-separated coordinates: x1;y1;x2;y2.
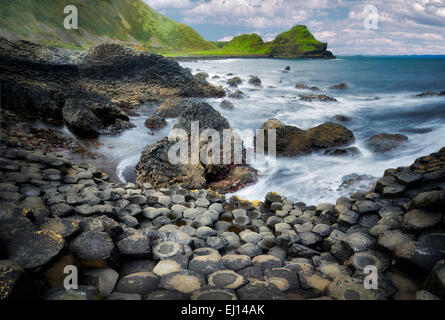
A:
144;0;445;55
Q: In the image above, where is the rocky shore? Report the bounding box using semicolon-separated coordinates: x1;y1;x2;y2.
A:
1;135;444;300
1;38;444;301
0;39;225;137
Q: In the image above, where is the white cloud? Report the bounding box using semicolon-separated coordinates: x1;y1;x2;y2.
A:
218;36;234;42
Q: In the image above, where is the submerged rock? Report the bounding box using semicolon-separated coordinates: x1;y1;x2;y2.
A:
248;76;262;87
306;122;355;149
227;77;242;88
366;133;408;153
416;91;445;97
259;119;354;157
144;114;167;130
329;83;348;90
220;100;235;110
261;119;312;157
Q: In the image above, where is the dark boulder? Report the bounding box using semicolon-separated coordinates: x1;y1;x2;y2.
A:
416;91;445;97
220;100;234;110
227;77;242;88
366;133;408;153
299;94;337;102
144;114;167;130
248;76;262;87
329;83;348;90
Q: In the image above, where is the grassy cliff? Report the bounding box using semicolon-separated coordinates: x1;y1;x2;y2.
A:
165;26;333;59
0;0;212;51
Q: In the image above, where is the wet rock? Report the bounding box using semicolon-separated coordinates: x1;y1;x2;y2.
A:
423;259;445;299
324;147;360;157
236;279;284;300
354;200;380;214
116;232;151;258
408;190;445;213
329;83;348;90
228;90;245;98
195;72;209;81
260;119;312;157
135;137;206;190
332;115;351;122
220;100;234;110
416;91;445;97
248;76;262;87
7;230;64;269
144;114;167;130
227;77;242;88
366;134;408;153
342;232;376;253
393;241;444;273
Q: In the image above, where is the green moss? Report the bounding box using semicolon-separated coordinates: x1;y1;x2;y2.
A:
164;26;328;58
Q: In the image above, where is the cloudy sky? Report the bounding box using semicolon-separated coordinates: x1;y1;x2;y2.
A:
144;0;445;55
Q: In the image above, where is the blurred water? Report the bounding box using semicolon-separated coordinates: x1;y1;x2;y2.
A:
92;56;445;205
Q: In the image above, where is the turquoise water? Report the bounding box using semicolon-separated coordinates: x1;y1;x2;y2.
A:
97;56;445;205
